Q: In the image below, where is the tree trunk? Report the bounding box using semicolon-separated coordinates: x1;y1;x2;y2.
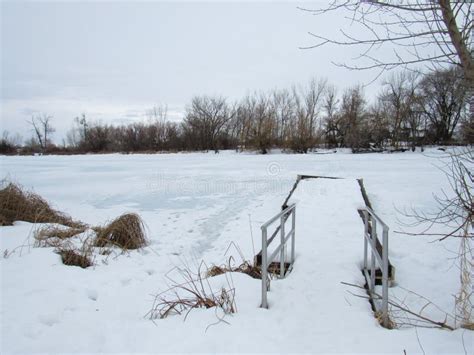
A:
439;0;473;85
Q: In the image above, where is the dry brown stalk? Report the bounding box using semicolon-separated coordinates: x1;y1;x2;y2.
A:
94;213;147;250
341;281;454;330
206;259;262;279
34;225;87;247
148;262;236;320
0;182;84;228
56;247;93;268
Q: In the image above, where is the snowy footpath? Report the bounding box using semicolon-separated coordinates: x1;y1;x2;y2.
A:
252;177;470;354
1;152;472;353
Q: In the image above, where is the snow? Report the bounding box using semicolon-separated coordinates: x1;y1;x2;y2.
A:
1;149;472;353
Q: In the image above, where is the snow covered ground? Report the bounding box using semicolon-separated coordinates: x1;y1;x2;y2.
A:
1;149;472;353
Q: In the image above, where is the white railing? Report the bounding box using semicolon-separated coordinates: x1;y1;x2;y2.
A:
260;204;296;309
360;206;390;328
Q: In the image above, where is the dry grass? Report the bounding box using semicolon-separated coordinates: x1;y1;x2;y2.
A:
94;213;147;250
0;182;149;267
147;263;236;320
0;182;83;228
57;247;93;268
206;260;262;279
54;235;94;268
152;287;236;320
34;225;87;247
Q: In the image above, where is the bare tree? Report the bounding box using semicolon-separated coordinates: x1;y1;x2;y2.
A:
301;1;473;84
233;95;256;151
250;93;275;154
183;96;233;151
400;149;473;328
322;84;342;148
339;85;368;151
285;78;327;153
460;104;474;144
420;66;468;143
303;5;472;327
65;114;85;149
0;131;21;154
1;131;22;147
303;78;327;148
29;114;55;151
379;71;422;149
86;123;110;152
271;88;295;146
403;151;473;240
366;101;391;148
147;104;168;124
146;104;169;150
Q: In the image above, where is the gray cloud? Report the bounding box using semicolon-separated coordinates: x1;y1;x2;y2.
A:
1;1;396;142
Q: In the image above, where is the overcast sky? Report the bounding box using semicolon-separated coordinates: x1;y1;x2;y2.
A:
2;0;388;143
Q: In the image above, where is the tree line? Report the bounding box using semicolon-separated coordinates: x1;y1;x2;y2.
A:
1;66;471;155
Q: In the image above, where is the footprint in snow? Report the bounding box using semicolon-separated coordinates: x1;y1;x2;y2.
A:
24;328;41;339
38;314;59;327
86;289;99;301
146;269;155;276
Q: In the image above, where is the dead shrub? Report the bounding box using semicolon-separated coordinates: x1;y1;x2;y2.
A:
0;182;83;228
0;214;9;226
147;263;236;320
94;213;147;250
0;182;150;267
206;265;227;277
207;260;262;279
55;236;94;269
34;225;86;247
206;244;263;279
152;287;236;320
57;248;93;268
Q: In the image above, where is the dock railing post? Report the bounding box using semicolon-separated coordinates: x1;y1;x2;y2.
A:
370;220;377;292
291;208;296;264
261;227;268;309
280;215;285;278
382;226;389;328
363;210;368;270
259;204;296;309
361;207;391;328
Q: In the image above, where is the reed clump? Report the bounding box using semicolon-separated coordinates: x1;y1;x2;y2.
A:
94;213;147;250
0;182;83;228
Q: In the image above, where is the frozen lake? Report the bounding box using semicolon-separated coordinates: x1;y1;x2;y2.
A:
1;149;471;353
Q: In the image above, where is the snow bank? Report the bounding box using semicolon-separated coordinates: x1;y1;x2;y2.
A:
1;150;471;353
